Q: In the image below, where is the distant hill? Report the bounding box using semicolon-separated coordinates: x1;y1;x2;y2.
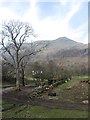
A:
27;37;88;61
1;37;88;66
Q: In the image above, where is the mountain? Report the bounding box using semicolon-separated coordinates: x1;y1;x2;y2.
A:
1;37;88;65
28;37;88;62
1;37;88;76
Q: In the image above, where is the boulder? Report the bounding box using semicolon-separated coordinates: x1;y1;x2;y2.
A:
48;92;56;96
82;100;89;104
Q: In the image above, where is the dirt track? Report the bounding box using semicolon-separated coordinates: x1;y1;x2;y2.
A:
2;86;88;111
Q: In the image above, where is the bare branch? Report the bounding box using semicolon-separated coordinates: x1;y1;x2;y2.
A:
18;44;48;63
2;54;15;68
1;38;16;64
0;20;38;89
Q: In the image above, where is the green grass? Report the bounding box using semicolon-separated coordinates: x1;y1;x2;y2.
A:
40;76;88;103
0;98;2;119
2;100;88;118
56;76;87;90
55;75;89;91
55;76;88;102
2;76;89;118
2;100;14;110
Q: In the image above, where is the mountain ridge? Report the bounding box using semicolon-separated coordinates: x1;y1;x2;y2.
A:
1;37;88;69
1;37;88;61
26;37;88;62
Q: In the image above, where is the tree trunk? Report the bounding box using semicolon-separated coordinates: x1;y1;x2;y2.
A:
16;51;20;90
16;66;20;90
22;68;25;86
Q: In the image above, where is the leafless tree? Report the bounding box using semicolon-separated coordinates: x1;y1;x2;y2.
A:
0;20;46;90
20;59;28;86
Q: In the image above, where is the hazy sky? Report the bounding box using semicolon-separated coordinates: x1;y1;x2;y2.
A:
0;0;89;43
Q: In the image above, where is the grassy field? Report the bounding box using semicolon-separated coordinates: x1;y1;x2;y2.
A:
0;99;2;119
40;76;89;103
2;100;88;118
55;75;89;90
2;76;89;118
2;77;35;88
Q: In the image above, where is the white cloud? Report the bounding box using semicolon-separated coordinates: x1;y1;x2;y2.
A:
0;0;88;44
22;0;39;25
64;2;82;23
59;0;89;3
27;1;87;43
0;7;18;22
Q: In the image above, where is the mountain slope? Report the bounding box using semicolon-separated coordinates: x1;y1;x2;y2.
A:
1;37;88;62
29;37;87;61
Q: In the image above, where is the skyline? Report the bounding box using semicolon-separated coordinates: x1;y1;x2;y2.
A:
0;0;89;44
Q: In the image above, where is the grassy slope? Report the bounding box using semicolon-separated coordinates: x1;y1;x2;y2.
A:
55;76;88;103
2;100;88;118
40;76;89;103
2;76;89;118
55;76;89;91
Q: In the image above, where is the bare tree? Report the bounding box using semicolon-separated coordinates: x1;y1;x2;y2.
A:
0;20;38;90
20;59;28;86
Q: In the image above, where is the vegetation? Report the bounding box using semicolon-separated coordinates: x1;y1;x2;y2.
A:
1;20;35;90
1;20;47;90
1;20;89;119
30;61;72;87
2;100;88;118
39;76;89;103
